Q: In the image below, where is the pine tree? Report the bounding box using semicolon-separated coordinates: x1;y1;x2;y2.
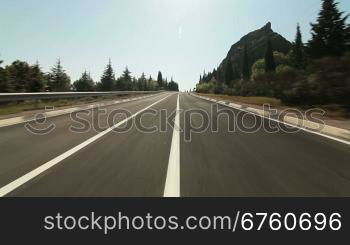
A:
120;67;132;91
100;60;115;91
137;73;147;91
7;60;31;92
74;71;95;91
27;62;45;92
308;0;349;58
47;59;71;92
1;60;45;92
265;39;276;72
242;43;250;80
224;58;234;85
0;60;11;92
291;24;305;68
168;77;179;91
157;71;163;89
0;68;10;92
132;77;137;91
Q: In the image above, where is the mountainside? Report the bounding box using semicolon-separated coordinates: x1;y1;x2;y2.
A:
217;22;292;80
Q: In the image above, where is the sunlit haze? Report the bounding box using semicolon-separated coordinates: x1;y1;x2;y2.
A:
0;0;349;90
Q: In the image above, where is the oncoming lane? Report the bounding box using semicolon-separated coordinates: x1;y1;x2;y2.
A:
5;94;177;197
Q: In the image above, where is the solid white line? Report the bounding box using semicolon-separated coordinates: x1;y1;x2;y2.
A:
163;94;181;197
235;105;350;146
0;94;172;197
193;94;350;146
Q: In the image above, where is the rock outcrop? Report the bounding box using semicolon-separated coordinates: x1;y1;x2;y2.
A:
217;22;292;79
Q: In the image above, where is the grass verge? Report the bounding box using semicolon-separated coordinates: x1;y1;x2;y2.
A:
0;94;143;116
196;93;350;120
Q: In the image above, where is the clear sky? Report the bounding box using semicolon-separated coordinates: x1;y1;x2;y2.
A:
0;0;349;91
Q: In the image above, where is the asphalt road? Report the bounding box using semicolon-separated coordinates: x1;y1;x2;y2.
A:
0;92;349;197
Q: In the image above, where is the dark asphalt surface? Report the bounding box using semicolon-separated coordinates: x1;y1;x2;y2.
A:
0;93;172;188
180;94;350;197
0;92;349;197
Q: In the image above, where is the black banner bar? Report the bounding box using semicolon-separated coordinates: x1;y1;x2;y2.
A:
0;198;348;243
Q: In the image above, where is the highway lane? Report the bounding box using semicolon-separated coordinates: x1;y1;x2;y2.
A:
5;93;177;197
180;93;350;197
0;92;350;197
0;92;172;188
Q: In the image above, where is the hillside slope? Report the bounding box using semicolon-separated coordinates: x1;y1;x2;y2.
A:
217;22;291;80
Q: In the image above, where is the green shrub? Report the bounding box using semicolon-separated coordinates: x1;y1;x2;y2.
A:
197;53;350;109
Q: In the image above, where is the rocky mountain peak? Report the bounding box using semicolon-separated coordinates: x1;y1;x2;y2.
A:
262;22;272;30
216;22;291;80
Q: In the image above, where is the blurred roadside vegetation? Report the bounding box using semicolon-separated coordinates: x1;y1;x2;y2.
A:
196;0;350;113
0;94;143;116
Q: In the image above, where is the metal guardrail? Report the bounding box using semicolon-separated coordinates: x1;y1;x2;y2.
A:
0;91;161;102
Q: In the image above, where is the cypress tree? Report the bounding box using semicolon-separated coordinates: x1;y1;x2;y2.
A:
242;43;250;80
157;71;163;89
206;72;213;82
217;69;224;83
212;68;217;80
100;60;115;91
291;24;305;68
265;39;276;72
164;77;168;89
144;74;149;91
147;75;153;90
143;73;148;91
224;58;234;85
308;0;349;58
201;71;207;84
